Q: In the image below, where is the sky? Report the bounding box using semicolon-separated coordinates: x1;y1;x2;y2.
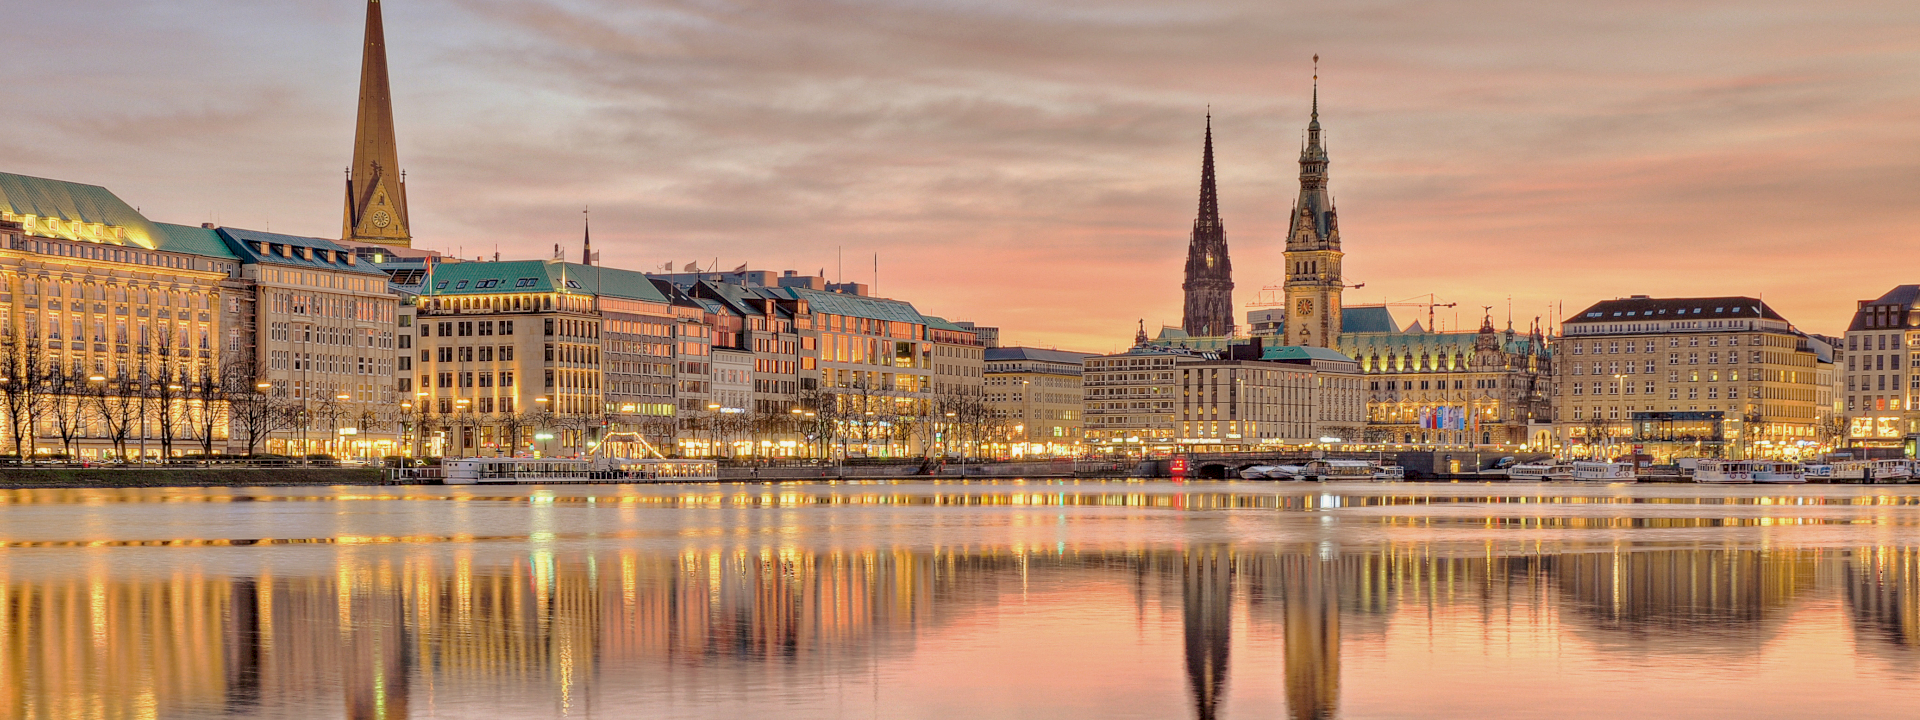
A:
6;0;1920;352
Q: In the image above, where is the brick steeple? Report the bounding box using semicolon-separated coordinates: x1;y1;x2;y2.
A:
1181;113;1235;337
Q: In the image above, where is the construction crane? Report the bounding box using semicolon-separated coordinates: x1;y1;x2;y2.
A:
1380;293;1456;333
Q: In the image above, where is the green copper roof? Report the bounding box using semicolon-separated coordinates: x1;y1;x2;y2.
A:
422;260;669;303
779;287;926;324
1260;345;1358;363
920;314;969;332
0;171;164;249
152;223;239;260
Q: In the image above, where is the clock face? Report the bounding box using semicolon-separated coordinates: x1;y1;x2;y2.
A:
371;210;392;229
1296;298;1314;317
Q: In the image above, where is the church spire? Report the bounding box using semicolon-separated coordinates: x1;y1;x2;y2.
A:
581;207;594;266
1195;112;1220;232
1182;113;1234;338
342;0;411;248
1281;57;1344;349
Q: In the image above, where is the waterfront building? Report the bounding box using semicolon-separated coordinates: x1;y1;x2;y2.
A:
221;228;400;457
1837;287;1920;454
1084;340;1365;454
1336;311;1554;449
1552;295;1821;461
926;316;986;400
413;260;673;457
1181;116;1234;337
0;172;245;460
341;0;412;249
984;347;1095;455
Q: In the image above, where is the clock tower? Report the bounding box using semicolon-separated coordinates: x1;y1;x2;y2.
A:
1181;115;1235;337
1283;63;1343;348
342;0;412;248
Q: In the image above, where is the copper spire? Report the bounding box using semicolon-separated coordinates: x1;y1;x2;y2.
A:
342;0;411;247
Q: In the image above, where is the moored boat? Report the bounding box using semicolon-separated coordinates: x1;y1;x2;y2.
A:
1572;461;1636;483
1508;462;1574;482
1831;459;1913;484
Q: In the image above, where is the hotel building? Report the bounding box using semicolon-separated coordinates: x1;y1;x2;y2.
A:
1552;295;1821;460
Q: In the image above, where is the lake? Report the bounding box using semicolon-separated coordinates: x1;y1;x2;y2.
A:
2;480;1918;719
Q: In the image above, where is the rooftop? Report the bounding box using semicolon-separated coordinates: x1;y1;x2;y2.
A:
422;260;670;303
1567;296;1784;323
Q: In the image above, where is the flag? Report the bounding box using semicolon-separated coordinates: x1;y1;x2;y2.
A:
734;262;748;272
682;262;698;271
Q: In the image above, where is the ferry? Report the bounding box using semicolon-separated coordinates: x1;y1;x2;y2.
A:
1507;462;1574;482
441;433;718;485
1572;461;1636;483
1693;460;1805;484
1374;465;1406;482
1303;459;1378;482
1830;459;1913;484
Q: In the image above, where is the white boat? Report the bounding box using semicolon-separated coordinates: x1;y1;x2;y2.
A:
1265;465;1308;480
1831;459;1913;484
442;456;718;484
1374;465;1406;482
1801;463;1833;481
442;432;718;485
1694;460;1805;484
1572;461;1636;483
1304;459;1378;482
1239;465;1281;480
1508;462;1574;482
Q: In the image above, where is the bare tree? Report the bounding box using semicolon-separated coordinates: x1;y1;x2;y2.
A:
226;358;293;456
185;363;224;459
90;374;139;461
0;330;49;457
148;327;184;460
45;369;87;459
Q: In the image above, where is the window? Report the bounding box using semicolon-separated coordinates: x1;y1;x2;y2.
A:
500;346;514;361
437;347;453;363
500;321;513;335
459;372;474;388
478;321;493;336
438;322;452;337
437;372;453;388
500;371;514;387
478;346;493;362
435;281;448;290
515;278;536;288
458;347;474;362
398;334;411;350
545;319;554;336
479;372;493;388
458;321;473;337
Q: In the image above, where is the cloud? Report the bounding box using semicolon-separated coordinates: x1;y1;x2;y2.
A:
10;0;1920;349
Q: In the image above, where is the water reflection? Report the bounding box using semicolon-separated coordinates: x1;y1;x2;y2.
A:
3;483;1920;719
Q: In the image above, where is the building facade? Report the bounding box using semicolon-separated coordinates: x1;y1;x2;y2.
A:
1337;313;1554;449
223;228;399;457
1838;287;1920;454
1552;295;1821;461
984;347;1093;456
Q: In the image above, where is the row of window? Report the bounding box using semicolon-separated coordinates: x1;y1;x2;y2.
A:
428;320;516;337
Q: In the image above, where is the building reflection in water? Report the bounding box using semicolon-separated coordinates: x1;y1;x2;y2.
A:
3;539;1920;717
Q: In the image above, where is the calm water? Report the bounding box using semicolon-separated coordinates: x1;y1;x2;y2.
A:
4;480;1920;719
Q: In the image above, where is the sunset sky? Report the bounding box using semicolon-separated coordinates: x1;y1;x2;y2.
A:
8;0;1920;351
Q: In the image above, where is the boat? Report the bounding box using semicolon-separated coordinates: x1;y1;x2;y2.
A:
1830;459;1913;484
1572;461;1636;483
1303;459;1378;482
441;432;718;485
1801;463;1834;481
1264;465;1309;480
1374;465;1406;482
1239;465;1281;480
1693;460;1805;484
1507;462;1574;482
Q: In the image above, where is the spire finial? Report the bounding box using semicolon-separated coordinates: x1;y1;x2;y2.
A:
1310;54;1320;125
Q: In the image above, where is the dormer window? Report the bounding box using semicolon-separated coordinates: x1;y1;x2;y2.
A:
455;280;469;289
435;281;449;290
